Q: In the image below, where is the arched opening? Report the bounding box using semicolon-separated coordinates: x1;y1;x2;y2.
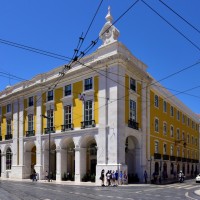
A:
80;136;97;182
31;146;36;174
191;164;194;177
170;163;174;175
182;163;185;175
6;147;12;170
177;163;180;173
50;143;56;180
155;162;159;175
163;162;167;179
125;136;139;183
187;163;190;174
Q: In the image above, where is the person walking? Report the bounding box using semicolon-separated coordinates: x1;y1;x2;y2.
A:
115;170;119;186
119;171;123;185
100;169;105;186
144;170;148;184
32;169;36;182
45;171;48;181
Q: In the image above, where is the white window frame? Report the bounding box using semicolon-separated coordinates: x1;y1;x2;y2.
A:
155;141;159;153
28;114;34;131
64;105;72;125
177;110;180;120
130;78;136;92
170;106;174;117
176;128;180;140
84;77;93;91
170;144;174;156
163;143;167;155
6;119;12;135
163;101;167;113
154;95;159;108
170;125;174;137
163;122;167;135
47;109;54;128
7;104;11;113
155;118;159;132
130;100;136;121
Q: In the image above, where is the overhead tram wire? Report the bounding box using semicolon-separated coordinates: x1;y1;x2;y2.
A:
141;0;200;52
159;0;200;35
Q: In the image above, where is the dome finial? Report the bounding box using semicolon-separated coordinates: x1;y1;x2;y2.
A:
106;6;113;23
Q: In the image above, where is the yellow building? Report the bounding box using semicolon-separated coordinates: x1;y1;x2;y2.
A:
0;7;199;184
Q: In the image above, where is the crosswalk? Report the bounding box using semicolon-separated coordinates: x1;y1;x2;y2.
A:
158;183;200;190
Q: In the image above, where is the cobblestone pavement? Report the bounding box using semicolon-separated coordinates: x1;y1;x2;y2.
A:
0;179;200;200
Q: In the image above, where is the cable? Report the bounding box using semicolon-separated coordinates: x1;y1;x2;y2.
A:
141;0;200;52
159;0;200;35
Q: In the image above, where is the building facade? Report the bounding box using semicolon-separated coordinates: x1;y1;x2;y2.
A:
0;8;199;184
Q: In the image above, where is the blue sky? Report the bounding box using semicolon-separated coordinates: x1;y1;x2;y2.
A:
0;0;200;114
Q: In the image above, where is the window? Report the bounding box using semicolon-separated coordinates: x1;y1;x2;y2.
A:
163;144;167;154
7;104;11;113
192;121;195;129
163;101;167;113
130;100;136;121
155;141;159;153
187;150;190;158
182;149;185;158
47;109;54;128
170;125;174;137
187;134;190;144
163;122;167;135
130;78;136;91
176;129;180;140
154;95;159;108
84;77;92;91
155;118;159;132
64;105;72;125
177;110;180;120
170;145;174;156
28;96;34;107
85;100;93;122
6;148;12;170
182;132;185;141
0;107;1;115
195;138;198;146
170;106;174;116
65;84;71;96
28;114;34;131
7;119;11;135
182;114;185;124
187;118;190;126
47;90;53;101
191;136;194;145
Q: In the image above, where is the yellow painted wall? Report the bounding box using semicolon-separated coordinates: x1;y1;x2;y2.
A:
73;81;83;128
150;89;199;159
42;92;46;133
94;76;99;124
2;106;6;139
137;82;142;129
125;75;129;124
24;99;27;136
55;87;63;131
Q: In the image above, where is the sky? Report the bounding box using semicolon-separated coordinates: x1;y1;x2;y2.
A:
0;0;200;114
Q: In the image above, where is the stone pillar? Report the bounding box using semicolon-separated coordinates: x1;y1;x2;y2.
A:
56;148;67;181
34;92;43;179
1;154;6;178
74;147;86;182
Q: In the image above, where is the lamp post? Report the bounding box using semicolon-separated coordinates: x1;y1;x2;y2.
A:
41;114;51;182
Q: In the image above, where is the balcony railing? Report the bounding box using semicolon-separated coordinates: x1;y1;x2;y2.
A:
170;156;176;161
5;134;12;140
61;124;74;132
177;157;182;161
128;119;139;130
0;135;2;141
81;120;96;129
154;153;161;160
187;158;191;163
26;130;35;137
44;127;55;134
182;157;187;162
163;154;169;160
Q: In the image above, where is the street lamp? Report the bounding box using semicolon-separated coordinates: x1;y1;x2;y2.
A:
41;114;51;182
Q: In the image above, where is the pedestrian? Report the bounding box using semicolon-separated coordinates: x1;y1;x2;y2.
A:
106;170;109;186
45;171;48;181
32;169;36;182
107;170;111;186
144;170;148;184
123;171;128;184
100;169;105;186
111;170;115;186
115;170;119;186
119;171;123;185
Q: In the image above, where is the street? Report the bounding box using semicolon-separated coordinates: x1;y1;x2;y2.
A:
0;179;200;200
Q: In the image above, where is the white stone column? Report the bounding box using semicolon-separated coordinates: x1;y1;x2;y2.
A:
74;147;86;182
34;92;43;179
56;148;67;181
1;154;6;178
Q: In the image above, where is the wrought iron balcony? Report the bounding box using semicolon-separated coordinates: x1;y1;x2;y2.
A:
128;119;139;130
154;153;161;160
0;135;2;141
182;157;187;162
187;158;191;163
81;120;96;129
163;154;169;160
44;127;55;134
177;157;182;161
26;130;35;137
61;124;74;132
5;134;12;140
170;156;176;161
